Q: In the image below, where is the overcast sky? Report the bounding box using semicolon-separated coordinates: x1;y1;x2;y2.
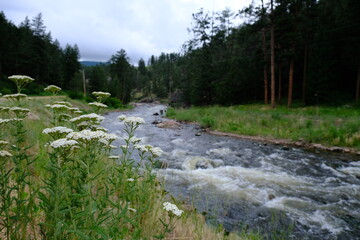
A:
1;0;254;64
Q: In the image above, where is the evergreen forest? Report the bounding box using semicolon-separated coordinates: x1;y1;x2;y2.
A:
1;0;360;107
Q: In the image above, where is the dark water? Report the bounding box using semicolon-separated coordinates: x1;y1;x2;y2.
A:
102;104;360;240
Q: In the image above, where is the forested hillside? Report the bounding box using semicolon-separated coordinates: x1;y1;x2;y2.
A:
142;0;360;107
0;12;81;94
1;0;359;106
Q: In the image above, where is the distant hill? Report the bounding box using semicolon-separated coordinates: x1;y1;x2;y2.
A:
80;61;108;67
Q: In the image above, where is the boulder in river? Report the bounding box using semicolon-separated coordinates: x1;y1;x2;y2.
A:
156;120;181;129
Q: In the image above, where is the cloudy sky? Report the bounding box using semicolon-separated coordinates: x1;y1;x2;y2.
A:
1;0;254;64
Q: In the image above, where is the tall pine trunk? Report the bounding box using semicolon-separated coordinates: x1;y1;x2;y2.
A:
278;62;282;102
288;58;294;108
270;0;276;108
262;29;269;104
302;35;308;105
356;63;360;103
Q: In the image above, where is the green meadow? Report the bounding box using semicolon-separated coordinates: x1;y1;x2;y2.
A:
166;104;360;150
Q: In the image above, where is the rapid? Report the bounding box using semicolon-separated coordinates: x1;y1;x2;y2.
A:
102;104;360;240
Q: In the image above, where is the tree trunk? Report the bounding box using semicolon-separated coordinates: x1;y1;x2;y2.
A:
278;62;282;102
302;36;308;105
270;0;276;108
356;63;360;103
262;29;268;104
288;58;294;108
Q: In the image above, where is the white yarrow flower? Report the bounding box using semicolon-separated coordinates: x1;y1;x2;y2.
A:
92;91;111;98
70;113;105;124
44;85;62;94
50;138;78;149
124;117;145;125
117;115;127;121
0;150;12;157
8;75;34;82
67;130;106;143
2;93;27;100
0;140;9;147
134;144;148;153
10;107;30;114
129;136;142;144
43;126;74;135
163;202;183;217
89;102;108;108
150;147;163;157
53;101;72;107
45;104;72;111
0;118;23;124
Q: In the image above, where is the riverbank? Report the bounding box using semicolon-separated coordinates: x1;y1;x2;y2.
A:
166;104;360;155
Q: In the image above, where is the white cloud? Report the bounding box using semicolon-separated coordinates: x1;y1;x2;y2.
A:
0;0;255;64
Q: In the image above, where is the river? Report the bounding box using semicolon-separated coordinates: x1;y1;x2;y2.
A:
102;103;360;240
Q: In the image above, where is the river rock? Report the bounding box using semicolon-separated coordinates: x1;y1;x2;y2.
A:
152;119;162;124
268;194;276;200
156;120;181;129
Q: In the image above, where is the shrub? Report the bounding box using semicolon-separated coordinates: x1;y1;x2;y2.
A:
67;91;84;100
105;97;123;109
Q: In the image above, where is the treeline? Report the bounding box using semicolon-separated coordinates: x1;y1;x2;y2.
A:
1;0;360;107
137;0;360;106
0;12;81;94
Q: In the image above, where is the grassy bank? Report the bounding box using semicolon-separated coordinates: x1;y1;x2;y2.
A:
166;104;360;150
1;92;255;239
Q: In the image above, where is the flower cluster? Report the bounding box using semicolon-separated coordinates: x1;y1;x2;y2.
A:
10;107;30;113
2;93;27;101
89;102;108;108
0;118;23;125
45;104;72;111
43;126;74;135
0;150;12;158
118;115;145;125
44;85;62;95
0;107;10;113
129;136;142;144
10;107;30;117
53;101;72;107
8;75;34;93
0;140;9;148
163;202;183;217
149;147;164;157
134;144;163;157
92;91;111;102
8;75;34;82
70;113;105;125
66;130;118;145
50;138;78;149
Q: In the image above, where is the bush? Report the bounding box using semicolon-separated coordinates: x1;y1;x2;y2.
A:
105;97;123;109
67;91;84;100
200;116;215;128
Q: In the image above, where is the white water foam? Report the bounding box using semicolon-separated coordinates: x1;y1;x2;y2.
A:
206;148;235;156
350;161;360;167
181;156;224;170
321;163;346;177
337;166;360;177
159;165;312;204
265;197;346;235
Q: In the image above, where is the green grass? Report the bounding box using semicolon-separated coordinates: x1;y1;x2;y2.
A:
167;104;360;149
